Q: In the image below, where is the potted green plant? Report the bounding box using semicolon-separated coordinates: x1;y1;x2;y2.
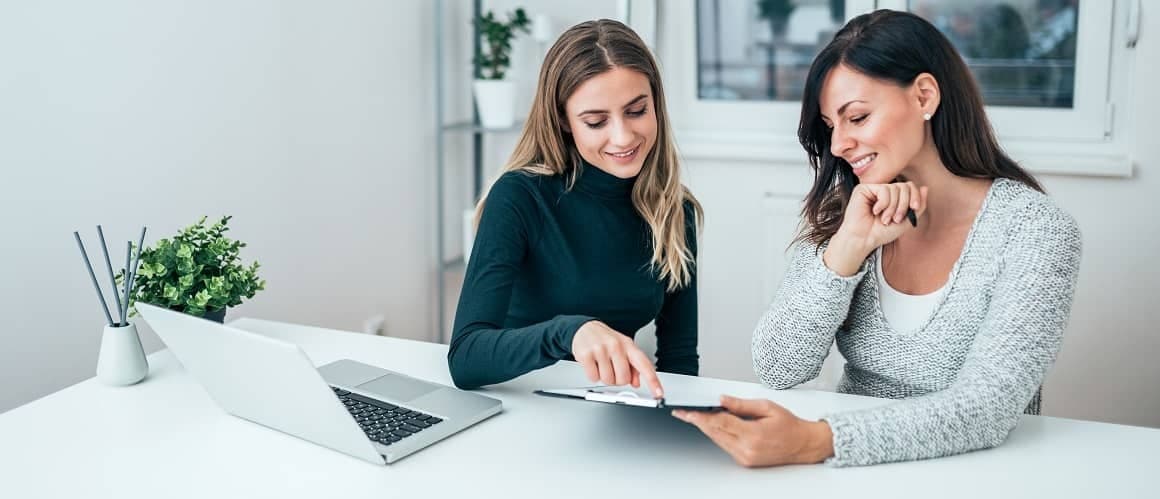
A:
472;7;531;129
756;0;797;99
120;216;265;323
757;0;796;36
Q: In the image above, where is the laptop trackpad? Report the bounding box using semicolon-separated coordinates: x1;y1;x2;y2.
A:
357;374;439;402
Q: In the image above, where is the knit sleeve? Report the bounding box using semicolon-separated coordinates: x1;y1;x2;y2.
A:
447;173;594;389
752;241;869;389
821;205;1082;467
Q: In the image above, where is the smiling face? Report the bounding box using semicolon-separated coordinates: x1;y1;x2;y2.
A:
563;66;657;179
819;64;935;184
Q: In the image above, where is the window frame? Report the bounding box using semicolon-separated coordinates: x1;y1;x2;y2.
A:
658;0;1134;177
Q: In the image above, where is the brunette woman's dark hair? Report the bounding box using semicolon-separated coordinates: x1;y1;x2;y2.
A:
796;9;1042;246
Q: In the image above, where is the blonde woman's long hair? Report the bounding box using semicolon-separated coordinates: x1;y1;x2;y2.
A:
475;19;702;292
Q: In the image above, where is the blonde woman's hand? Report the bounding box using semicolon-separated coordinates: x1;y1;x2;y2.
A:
571;320;664;398
824;182;928;276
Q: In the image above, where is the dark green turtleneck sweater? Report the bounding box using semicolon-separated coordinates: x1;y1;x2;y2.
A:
447;162;699;389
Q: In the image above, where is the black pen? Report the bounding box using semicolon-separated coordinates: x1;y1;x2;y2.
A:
906;208;918;227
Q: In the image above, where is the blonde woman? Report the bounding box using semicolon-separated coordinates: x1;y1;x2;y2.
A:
448;19;702;398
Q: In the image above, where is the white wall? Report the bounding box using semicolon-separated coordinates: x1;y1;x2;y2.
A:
676;5;1160;428
1025;4;1160;429
0;0;436;413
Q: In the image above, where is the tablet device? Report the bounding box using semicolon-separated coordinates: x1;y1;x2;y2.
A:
534;385;723;411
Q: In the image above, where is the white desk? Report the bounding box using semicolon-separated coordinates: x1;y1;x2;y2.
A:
1;318;1156;498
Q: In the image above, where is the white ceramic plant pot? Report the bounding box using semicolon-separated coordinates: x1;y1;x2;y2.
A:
472;79;515;129
96;322;149;386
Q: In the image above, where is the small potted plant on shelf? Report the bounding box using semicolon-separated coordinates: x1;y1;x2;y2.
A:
755;0;797;99
473;7;531;129
121;215;265;323
757;0;796;36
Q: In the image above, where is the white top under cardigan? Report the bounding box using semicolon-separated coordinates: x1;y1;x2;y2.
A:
874;246;948;333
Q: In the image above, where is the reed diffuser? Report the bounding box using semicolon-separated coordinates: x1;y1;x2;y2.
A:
74;226;149;386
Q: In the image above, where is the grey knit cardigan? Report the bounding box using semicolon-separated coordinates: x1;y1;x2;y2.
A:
752;178;1082;467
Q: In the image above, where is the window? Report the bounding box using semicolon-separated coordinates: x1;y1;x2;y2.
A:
660;0;1133;176
698;0;1081;109
910;0;1079;109
895;0;1112;144
697;0;847;102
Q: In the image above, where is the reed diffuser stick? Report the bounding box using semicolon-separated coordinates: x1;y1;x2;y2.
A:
96;226;124;325
122;227;147;322
74;232;115;326
121;241;132;326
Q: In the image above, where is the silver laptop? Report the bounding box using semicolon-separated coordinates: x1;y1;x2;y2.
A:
136;302;502;464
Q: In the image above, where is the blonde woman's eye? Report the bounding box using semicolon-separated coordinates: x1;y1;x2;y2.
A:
585;121;606;129
626;106;647;117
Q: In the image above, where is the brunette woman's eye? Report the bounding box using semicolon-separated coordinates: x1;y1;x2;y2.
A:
851;114;869;124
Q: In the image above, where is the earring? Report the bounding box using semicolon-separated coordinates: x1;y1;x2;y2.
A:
923;113;932;121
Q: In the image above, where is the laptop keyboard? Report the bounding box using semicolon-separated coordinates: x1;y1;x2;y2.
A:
331;386;443;447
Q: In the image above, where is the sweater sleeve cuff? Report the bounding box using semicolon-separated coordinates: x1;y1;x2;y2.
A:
820;412;860;467
807;247;869;295
546;315;595;360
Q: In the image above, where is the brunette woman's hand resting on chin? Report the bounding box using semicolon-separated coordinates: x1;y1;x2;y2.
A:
823;181;928;277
